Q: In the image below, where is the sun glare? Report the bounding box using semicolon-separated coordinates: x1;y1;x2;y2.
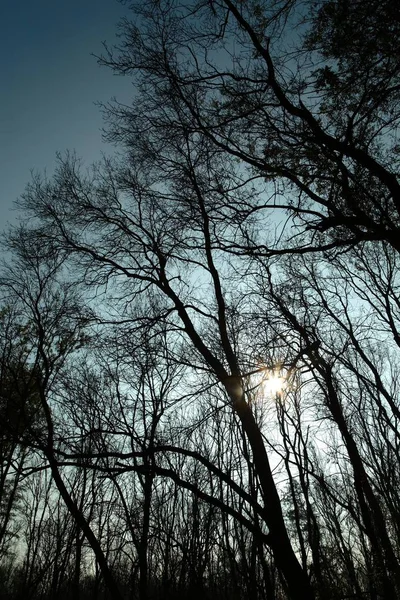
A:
263;372;286;397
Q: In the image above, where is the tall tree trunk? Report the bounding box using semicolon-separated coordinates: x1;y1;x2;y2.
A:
45;453;124;600
226;379;316;600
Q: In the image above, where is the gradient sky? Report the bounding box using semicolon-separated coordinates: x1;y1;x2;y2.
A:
1;0;134;229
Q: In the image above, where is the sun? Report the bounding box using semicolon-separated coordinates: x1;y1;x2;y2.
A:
263;371;286;397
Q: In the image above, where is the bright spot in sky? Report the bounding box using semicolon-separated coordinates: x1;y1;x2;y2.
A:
263;372;286;397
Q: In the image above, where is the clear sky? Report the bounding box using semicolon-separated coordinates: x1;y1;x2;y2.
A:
0;0;134;229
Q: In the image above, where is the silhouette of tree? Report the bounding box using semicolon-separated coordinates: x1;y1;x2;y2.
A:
2;1;400;598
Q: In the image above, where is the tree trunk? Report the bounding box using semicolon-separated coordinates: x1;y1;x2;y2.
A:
226;379;315;600
45;453;124;600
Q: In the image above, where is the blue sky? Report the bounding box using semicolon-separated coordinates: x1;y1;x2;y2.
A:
0;0;134;229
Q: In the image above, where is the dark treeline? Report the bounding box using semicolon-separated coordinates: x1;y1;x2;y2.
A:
1;0;400;599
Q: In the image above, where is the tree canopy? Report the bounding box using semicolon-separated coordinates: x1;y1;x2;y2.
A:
2;1;400;599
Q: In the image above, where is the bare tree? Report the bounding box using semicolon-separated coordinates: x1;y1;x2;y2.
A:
3;0;400;598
